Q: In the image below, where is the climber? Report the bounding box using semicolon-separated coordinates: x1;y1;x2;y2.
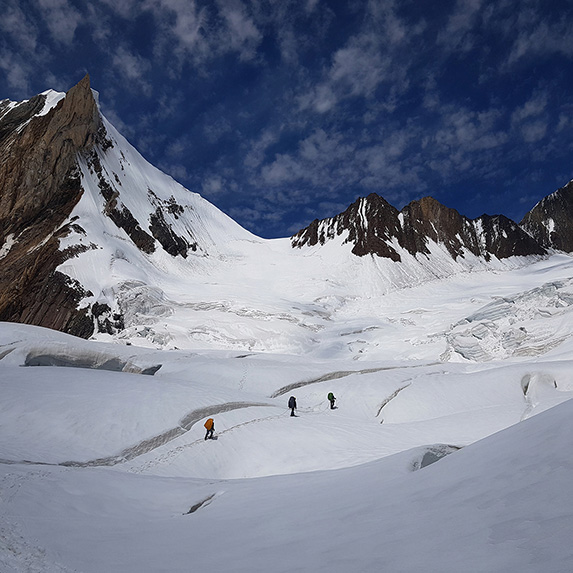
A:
288;396;297;417
204;417;215;440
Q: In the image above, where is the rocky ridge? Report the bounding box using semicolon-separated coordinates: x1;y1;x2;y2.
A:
291;193;552;261
0;76;208;337
0;75;102;336
520;179;573;252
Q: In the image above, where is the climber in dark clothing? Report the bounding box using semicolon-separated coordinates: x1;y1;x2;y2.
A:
288;396;297;416
328;392;336;409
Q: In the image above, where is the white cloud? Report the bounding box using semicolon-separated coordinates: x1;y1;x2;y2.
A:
167;0;208;52
0;1;41;93
202;174;225;195
556;113;571;133
99;0;141;19
165;138;187;159
366;0;408;45
506;14;573;66
0;3;38;53
244;128;280;170
510;92;549;143
260;154;302;186
108;0;263;72
519;120;548;143
37;0;83;45
311;85;337;114
511;92;548;123
304;0;319;13
295;1;417;117
258;128;357;189
330;40;390;98
0;55;30;93
217;0;262;61
112;46;152;94
433;107;508;156
439;0;485;50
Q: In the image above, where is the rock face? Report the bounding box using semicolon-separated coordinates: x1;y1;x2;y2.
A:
0;76;245;339
292;194;547;261
0;75;102;336
520;180;573;252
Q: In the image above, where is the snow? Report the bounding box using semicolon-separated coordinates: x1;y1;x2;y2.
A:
38;99;558;359
546;217;556;234
3;252;573;571
38;89;66;116
0;233;15;259
2;95;573;571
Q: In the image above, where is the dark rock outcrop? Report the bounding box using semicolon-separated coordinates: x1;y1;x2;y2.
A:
292;193;547;261
478;213;546;259
520;180;573;252
0;75;102;336
86;150;157;254
149;207;192;257
292;194;403;260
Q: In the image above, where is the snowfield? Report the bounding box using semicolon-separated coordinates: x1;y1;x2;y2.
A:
2;91;573;571
2;254;573;572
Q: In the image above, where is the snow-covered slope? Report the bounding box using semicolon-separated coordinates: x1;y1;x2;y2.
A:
3;189;573;573
57;96;558;356
3;79;573;571
51;111;532;355
65;121;551;354
2;288;573;570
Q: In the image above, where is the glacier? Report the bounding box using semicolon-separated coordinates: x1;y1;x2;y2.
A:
2;81;573;571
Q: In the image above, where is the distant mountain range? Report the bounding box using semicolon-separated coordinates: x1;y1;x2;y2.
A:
292;193;546;261
1;76;572;342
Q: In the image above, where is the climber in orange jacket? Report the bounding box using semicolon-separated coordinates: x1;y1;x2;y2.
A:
204;418;215;440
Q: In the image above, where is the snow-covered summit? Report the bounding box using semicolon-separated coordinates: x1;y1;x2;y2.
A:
3;80;573;573
0;76;571;355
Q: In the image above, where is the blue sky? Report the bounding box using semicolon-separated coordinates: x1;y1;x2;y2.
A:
2;0;573;238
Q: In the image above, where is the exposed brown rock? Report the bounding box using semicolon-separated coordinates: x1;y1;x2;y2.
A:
292;193;547;261
520;180;573;252
0;75;101;336
292;194;403;260
400;197;472;258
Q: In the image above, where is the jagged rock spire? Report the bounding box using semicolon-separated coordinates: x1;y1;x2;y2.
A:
0;75;103;336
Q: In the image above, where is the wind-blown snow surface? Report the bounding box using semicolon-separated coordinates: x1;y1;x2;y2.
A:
2;255;573;571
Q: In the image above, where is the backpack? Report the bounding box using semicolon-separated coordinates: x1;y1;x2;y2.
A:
288;396;296;408
204;418;214;430
328;392;334;401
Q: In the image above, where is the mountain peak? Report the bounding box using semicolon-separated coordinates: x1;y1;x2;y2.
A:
520;179;573;252
55;73;100;148
291;192;402;259
0;77;566;344
292;192;547;262
0;75;104;336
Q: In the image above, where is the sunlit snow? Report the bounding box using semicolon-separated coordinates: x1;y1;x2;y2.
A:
2;252;573;571
2;94;573;571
